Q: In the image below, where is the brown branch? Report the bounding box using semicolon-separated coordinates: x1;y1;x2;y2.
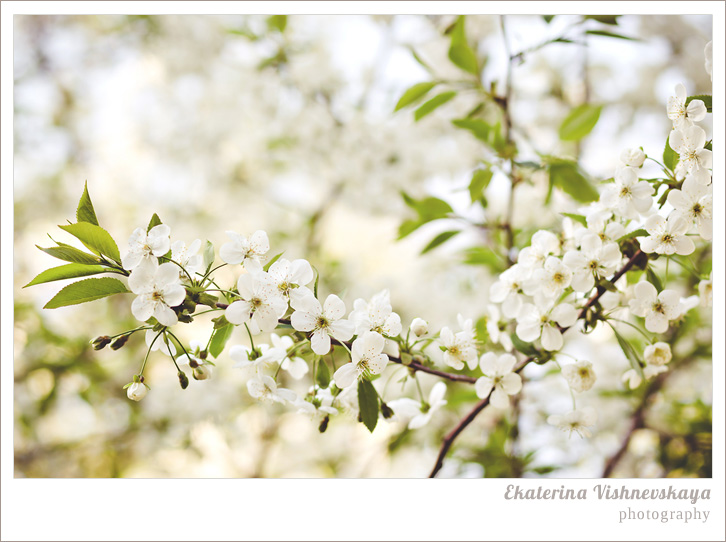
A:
428;249;646;478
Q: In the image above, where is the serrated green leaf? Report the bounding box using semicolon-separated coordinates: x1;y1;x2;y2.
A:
414;91;457;121
209;324;233;358
616;228;648;242
59;222;121;264
44;277;129;309
559;104;602;141
663;133;679;171
316;358;331;389
76;181;99;226
549;162;599;203
37;245;101;265
560;212;588;227
263;252;284;272
686;95;712;113
585;29;637;41
394;82;437;112
357;378;379;433
147;213;162;233
421;230;460;254
469;168;493;203
448;16;478;75
24;263;108;288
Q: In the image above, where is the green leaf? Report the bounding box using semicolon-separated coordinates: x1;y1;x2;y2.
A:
414;91;457;121
612;327;644;378
452;118;493;143
59;222;121;264
147;213;162;233
212;314;230;330
548;161;599;202
510;332;540;357
209;324;233;358
584;15;620;25
448;16;478;75
616;228;648;242
312;265;320;299
421;230;460;254
316;358;331;389
686;95;712;113
398;193;454;239
266;15;287;32
585;30;637;41
542;15;555;23
24;263;108;288
44;277;129;309
468;168;493;203
645;265;663;293
357;378;379;433
263;252;284;272
462;246;504;272
394;82;437;112
560;212;587;227
76;181;99;226
475;316;489;344
37;245;101;266
559;104;602;141
663;133;679;171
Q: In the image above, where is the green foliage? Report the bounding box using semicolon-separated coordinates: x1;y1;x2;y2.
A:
414;91;457;121
645;265;663;293
266;15;287;33
209;324;233;358
559;104;602;141
585;30;637;41
147;213;163;233
37;244;102;266
59;222;121;264
24;263;108;288
76;181;99;226
468;167;493;203
616;228;648;242
447;16;479;75
560;212;587;227
394;82;438;112
43;277;129;309
422;230;460;254
357;378;379;432
686;95;712;113
663;133;679;171
316;358;331;389
510;332;539;358
475;316;489;344
398;192;453;239
584;15;620;25
263;252;284;271
548;161;599;203
462;246;504;273
611;327;644;378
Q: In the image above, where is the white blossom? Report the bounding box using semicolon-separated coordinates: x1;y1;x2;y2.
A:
563;234;622;292
126;382;147;402
349;289;402;337
225;273;287;333
291;293;354;355
667;83;707;129
639;213;695;256
475;353;522;408
247;375;297;404
515;300;578;351
409;318;428;337
219;230;270;272
548;407;597;438
489;264;529;319
669;126;712;184
527;256;572;300
129;262;186;327
517;230;560;270
643;342;672;367
333;331;388;388
562;360;596;393
629;282;683;333
122;224;171;271
620;148;646;168
622;365;668;389
388;381;447;429
600;167;654;219
667;177;713;240
295;387;338;419
439;315;478;370
145;329;177;356
171;239;203;280
485;304;513;351
266;258;314;303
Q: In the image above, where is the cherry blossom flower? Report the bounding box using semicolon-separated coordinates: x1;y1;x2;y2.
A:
233;333;308;379
620;148;646;168
667;177;713;240
226;272;287;333
639;213;695;256
563;234;622;292
575;221;625;250
644;342;672;367
600;166;654;219
475;353;522;408
129;262;186;327
171;239;203;280
349;289;402;337
332;331;388;388
548;407;597;438
145;329;177;356
247;375;297;403
291;293;354;355
667;83;707;129
295;389;338;419
629;282;683;333
438;315;478;370
219;230;270;272
485;304;513;351
388;382;447;429
622;365;668;390
515;300;577;351
517;230;560;270
562;360;596;393
122;224;171;270
489;264;529;319
266;258;314;303
669;126;712;184
526;256;572;300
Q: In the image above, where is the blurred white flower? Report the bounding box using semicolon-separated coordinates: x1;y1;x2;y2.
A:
600;167;654;219
388;381;447;429
620;148;646;168
129;262;186;327
247;375;296;404
122;224;171;270
669;126;712;184
562;360;596;393
698;272;712;307
333;331;388;388
563;234;621;292
547;407;597;438
629;282;683;333
515;300;577;351
485;304;513;351
667;177;712;240
171;239;203;280
349;289;402;337
475;353;522;408
409;317;428;337
639;213;695;256
291;293;354;355
489;264;529;319
644;342;672;367
667;83;706;129
219;230;270;272
704;41;713;81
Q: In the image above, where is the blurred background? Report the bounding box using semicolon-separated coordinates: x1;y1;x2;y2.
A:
13;14;712;478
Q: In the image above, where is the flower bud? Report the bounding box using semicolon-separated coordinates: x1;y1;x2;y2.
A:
620;148;646;168
91;336;111;350
178;371;189;389
110;334;130;350
410;318;428;337
127;382;147;401
644;342;672;367
380;402;394;419
319;416;330;433
193;364;213;381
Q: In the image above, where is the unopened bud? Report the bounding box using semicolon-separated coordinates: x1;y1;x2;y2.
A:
127;382;147;401
110;334;130;350
319;416;330;433
400;352;413;366
193;364;213;381
178;371;189;389
380;402;394;419
91;336;111;350
410;318;428;337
